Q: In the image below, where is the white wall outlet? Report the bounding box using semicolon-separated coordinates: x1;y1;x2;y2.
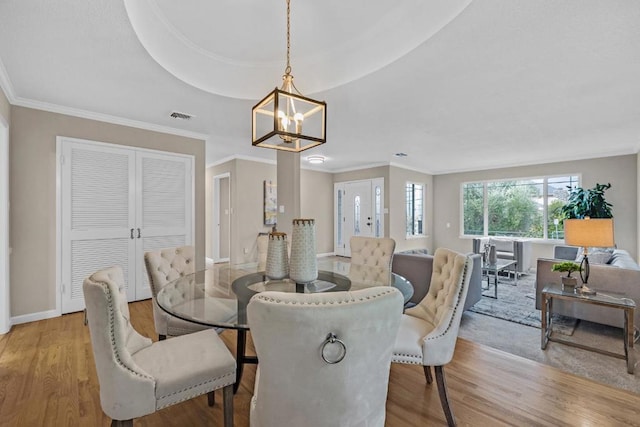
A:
243;248;248;254
446;222;451;228
279;205;285;213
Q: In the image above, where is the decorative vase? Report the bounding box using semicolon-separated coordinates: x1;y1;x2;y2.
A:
488;245;498;264
289;218;318;284
265;231;288;280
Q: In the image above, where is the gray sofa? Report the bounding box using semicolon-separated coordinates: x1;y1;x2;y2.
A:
535;245;640;328
392;252;482;311
472;237;533;275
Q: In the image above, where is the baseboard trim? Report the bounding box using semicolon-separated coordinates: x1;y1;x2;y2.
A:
12;309;60;325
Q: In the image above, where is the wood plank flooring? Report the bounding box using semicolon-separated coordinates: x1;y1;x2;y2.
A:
1;299;638;426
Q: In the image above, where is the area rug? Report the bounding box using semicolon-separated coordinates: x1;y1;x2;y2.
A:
469;271;578;335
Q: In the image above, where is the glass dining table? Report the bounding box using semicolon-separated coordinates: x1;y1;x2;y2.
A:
156;258;413;391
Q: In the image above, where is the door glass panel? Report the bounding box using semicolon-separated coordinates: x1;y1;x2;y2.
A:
375;186;381;237
337;189;343;245
354;195;361;235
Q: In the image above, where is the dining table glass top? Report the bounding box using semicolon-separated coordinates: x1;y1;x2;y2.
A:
156;259;413;331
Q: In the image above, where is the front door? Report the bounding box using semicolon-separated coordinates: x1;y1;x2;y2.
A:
334;178;384;257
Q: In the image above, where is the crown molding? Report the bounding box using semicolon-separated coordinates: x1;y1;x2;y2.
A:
11;96;208;141
0;57;16;103
329;161;391;174
388;161;434;175
206;153;276;168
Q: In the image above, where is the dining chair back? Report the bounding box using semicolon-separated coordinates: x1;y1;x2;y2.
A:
350;236;396;269
247;286;404;427
144;245;210;340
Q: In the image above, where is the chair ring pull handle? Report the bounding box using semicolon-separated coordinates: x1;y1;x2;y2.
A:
321;332;346;364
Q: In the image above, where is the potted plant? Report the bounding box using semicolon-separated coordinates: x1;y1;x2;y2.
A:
561;182;613;219
551;261;582;289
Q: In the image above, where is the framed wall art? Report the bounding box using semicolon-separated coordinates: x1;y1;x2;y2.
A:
264;180;277;226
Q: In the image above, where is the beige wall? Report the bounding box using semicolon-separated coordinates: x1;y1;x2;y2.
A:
10;107;206;317
301;169;334;254
433;155;638;261
207;159;334;264
389;166;433;252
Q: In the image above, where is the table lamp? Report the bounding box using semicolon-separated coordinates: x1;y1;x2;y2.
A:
563;218;615;294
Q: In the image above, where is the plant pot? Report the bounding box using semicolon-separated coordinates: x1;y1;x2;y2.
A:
561;276;577;291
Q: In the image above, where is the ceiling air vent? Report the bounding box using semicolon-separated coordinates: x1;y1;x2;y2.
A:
170;111;194;120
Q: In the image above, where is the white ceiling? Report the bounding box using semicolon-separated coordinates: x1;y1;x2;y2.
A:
1;0;639;174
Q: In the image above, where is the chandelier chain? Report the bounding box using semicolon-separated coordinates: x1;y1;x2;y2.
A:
285;0;291;75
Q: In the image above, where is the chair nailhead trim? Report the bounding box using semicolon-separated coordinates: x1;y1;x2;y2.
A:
96;281;154;382
424;259;469;343
254;288;396;306
155;372;235;409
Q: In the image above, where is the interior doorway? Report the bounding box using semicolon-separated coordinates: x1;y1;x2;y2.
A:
212;173;231;263
334;177;384;257
0;115;10;334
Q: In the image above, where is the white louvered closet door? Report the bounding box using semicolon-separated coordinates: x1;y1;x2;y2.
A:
61;141;136;314
135;151;193;300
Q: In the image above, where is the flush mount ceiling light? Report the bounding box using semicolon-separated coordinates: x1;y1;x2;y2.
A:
251;0;327;152
307;155;325;164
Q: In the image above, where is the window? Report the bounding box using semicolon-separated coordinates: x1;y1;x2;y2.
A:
462;175;578;239
406;183;424;236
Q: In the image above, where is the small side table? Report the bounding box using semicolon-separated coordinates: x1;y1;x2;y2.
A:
541;284;636;374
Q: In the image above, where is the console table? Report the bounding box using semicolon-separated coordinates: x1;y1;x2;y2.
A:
541;284;636;374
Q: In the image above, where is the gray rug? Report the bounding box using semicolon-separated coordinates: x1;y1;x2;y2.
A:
469;272;578;335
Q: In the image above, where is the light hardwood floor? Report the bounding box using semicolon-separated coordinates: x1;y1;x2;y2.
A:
1;300;639;426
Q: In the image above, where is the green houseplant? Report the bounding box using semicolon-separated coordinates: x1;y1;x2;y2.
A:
561;182;613;219
551;261;582;289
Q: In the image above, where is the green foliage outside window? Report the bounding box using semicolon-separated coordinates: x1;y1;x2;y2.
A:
463;175;578;239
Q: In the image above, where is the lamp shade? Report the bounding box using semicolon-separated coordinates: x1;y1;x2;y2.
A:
252;87;327;152
564;218;615;248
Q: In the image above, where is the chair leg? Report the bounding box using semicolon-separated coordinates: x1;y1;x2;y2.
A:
158;334;166;341
222;384;234;427
423;365;433;384
208;390;215;406
434;366;456;427
111;420;133;427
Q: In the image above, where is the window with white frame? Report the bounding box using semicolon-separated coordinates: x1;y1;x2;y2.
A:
406;182;424;236
462;175;579;239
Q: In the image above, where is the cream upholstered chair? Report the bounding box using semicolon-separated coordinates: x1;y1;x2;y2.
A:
144;245;210;340
350;236;396;270
392;248;473;427
247;287;404;427
83;266;235;427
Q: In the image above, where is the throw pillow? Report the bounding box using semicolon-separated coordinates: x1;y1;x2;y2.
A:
575;247;614;264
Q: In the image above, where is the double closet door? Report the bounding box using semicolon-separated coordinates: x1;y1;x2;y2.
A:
58;137;194;314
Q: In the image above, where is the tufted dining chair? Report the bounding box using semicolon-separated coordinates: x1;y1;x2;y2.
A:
392;248;472;427
247;287;404;427
350;236;396;269
83;266;235;427
144;245;210;340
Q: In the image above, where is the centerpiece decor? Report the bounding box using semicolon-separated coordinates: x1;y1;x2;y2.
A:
289;218;317;284
551;261;582;291
265;230;289;280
